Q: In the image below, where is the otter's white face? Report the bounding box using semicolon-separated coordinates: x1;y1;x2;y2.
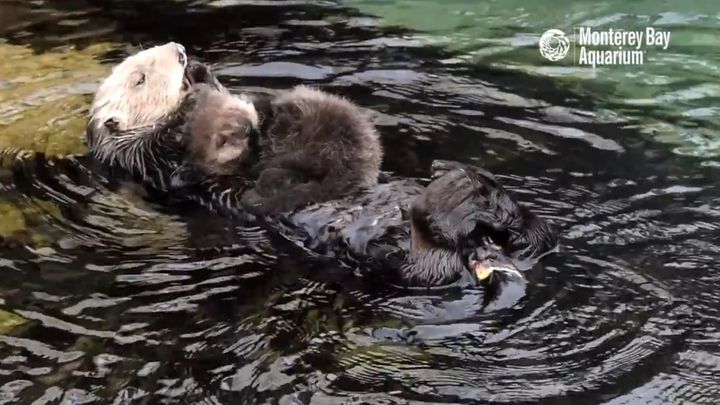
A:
90;42;189;132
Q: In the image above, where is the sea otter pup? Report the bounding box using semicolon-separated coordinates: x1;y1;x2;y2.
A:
174;83;383;214
179;85;260;177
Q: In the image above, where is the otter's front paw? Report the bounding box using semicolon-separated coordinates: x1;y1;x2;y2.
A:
186;60;223;91
170;164;204;189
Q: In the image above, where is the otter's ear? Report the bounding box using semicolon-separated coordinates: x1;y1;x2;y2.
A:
104;118;120;133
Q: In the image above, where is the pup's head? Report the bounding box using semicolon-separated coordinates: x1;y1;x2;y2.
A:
90;42;191;133
185;86;259;176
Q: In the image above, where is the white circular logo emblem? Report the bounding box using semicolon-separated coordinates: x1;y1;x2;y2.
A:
539;29;570;61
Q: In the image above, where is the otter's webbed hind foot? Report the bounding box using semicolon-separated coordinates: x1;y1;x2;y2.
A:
427;159;559;258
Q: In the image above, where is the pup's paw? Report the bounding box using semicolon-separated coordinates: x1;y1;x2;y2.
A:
255;168;302;197
240;189;266;211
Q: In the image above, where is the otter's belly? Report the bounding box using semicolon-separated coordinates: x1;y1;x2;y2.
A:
288;179;424;259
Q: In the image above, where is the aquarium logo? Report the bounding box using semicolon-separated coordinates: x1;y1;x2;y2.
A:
539;29;570;61
539;27;672;68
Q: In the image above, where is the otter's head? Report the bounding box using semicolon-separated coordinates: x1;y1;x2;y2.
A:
402;160;557;287
184;86;259;176
90;42;191;133
87;43;224;188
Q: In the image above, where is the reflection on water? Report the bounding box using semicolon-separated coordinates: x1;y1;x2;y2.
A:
349;0;720;162
0;0;720;403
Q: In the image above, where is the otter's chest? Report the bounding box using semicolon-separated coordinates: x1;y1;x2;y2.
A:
288;179;423;261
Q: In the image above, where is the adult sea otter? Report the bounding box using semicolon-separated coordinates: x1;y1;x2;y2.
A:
85;43;558;288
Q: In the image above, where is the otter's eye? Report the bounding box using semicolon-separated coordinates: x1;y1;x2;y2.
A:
135;73;146;86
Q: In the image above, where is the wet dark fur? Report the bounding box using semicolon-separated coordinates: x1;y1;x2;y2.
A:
185;159;558;287
413;160;557;259
286;160;558;286
175;84;383;215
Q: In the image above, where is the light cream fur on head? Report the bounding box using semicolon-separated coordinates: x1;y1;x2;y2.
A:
90;42;189;131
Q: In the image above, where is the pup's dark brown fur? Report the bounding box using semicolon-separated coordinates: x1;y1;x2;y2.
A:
177;84;383;215
182;86;258;176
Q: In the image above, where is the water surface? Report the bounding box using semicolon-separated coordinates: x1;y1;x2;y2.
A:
0;1;719;404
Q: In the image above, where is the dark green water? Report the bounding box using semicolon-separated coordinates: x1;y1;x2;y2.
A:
0;1;719;404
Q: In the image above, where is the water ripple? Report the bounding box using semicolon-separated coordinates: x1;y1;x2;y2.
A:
0;0;717;403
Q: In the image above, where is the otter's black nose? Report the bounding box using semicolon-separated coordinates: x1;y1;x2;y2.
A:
175;43;187;66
